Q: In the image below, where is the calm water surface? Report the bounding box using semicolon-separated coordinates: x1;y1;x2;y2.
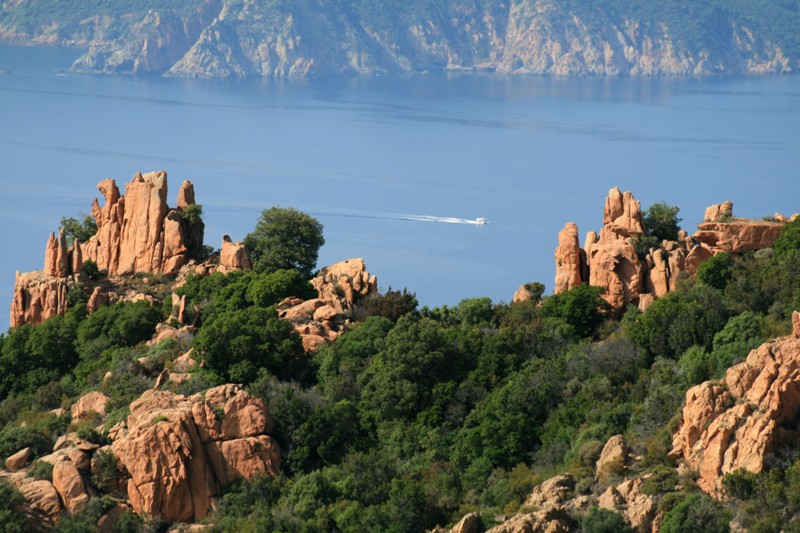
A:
1;45;799;328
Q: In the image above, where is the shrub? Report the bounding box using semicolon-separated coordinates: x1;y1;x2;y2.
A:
82;260;100;280
698;252;734;290
540;284;610;339
28;459;54;481
183;203;203;224
773;217;800;258
582;506;634;533
660;493;731;533
644;202;682;242
0;478;28;533
60;214;97;245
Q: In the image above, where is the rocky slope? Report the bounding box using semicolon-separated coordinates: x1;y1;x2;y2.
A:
1;0;797;78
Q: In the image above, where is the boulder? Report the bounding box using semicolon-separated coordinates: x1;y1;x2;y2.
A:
5;447;32;471
512;285;533;303
603;187;645;237
595;435;627;482
10;271;71;327
525;473;574;508
449;512;481;533
587;228;644;313
486;507;575;533
704;201;733;222
311;258;377;312
794;310;800;338
597;478;655;533
694;219;785;253
71;391;109;421
111;385;280;522
684;243;714;275
16;476;62;527
52;459;90;515
554;222;585;294
219;235;252;270
670;333;800;496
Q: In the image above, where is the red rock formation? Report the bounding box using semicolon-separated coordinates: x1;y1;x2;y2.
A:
81;171;203;276
670;328;800;496
597;478;655;533
219;235;252;270
694;219;785;253
71;391;110;421
603;187;645;237
554;222;585;294
52;459;90;515
10;271;72;327
279;258;377;352
588;227;644;313
704;201;733;222
111;385;280;522
644;242;686;297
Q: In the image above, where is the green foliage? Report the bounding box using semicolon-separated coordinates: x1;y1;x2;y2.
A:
644;202;682;242
246;269;316;308
350;287;418;323
194;305;303;383
582;506;634;533
698;251;734;290
660;493;731;533
540;284;610;339
183;203;203;224
0;478;28;533
244;206;325;278
774;217;800;258
75;423;110;445
27;459;54;481
82;259;100;280
59;213;97;245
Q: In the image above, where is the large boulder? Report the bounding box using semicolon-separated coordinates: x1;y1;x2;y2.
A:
52;459;90;515
219;235;252;270
694;219;785;253
587;228;644;313
670;330;800;496
71;391;110;421
597;478;655;533
111;385;280;522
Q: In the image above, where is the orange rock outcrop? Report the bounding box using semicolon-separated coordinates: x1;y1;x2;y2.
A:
81;171;203;276
551;191;791;313
112;384;280;522
279;258;378;352
670;318;800;496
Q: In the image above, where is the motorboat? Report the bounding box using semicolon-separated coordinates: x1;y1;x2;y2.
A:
474;217;489;225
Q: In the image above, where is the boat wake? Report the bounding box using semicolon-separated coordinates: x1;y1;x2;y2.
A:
394;214;488;225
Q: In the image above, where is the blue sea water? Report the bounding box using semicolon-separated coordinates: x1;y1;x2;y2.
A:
1;44;799;329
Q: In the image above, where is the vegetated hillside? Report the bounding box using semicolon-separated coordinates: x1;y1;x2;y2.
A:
1;182;800;532
1;0;798;78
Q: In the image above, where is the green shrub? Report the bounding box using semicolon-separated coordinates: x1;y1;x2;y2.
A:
82;260;100;280
60;214;97;245
183;203;203;224
0;478;28;533
698;252;734;290
660;493;731;533
27;459;54;481
244;206;325;278
582;506;634;533
540;284;610;338
773;217;800;258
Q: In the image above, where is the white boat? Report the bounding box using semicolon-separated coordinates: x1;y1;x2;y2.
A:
474;217;489;225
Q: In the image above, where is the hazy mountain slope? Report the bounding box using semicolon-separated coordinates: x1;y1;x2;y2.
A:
1;0;798;77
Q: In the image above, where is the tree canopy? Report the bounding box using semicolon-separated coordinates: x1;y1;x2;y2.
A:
244;207;325;279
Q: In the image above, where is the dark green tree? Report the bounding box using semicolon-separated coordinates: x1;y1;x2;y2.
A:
697;252;734;290
582;507;633;533
60;214;97;245
540;284;610;339
244;207;325;278
660;493;731;533
773;217;800;258
644;202;682;242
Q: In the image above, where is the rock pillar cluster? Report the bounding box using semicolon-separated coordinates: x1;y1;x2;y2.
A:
553;189;793;313
81;172;204;276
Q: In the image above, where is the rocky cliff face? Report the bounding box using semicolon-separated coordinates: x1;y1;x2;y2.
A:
1;0;796;78
669;312;800;497
553;190;793;314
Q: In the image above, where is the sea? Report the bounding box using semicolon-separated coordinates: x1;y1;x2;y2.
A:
1;44;799;329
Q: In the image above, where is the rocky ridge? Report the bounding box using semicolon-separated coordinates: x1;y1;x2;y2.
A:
1;0;796;78
553;188;795;313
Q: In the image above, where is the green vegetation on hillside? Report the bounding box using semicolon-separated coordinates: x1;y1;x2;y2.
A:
0;212;799;532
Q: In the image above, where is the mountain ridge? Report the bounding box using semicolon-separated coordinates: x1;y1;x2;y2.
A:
1;0;798;78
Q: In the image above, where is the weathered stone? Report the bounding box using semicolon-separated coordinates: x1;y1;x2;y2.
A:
554;222;585;294
52;459;90;515
205;435;280;486
486;506;575;533
10;271;71;327
219;235;252;270
670;333;800;496
588;228;644;313
684;243;714;276
694;220;785;253
704;201;733;222
595;435;627;482
597;478;655;533
512;285;532;303
5;447;32;471
71;391;109;421
794;310;800;339
176;180;195;210
524;473;574;508
449;512;481;533
603;187;645;237
191;384;273;443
